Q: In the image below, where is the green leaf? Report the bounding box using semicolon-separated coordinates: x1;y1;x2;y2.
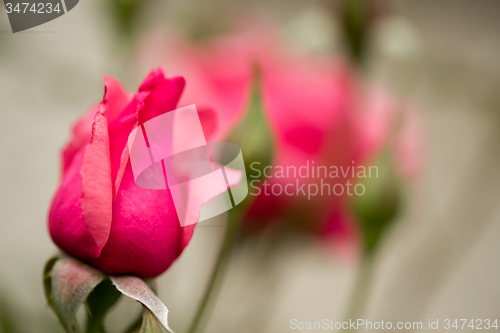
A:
111;276;175;333
138;309;162;333
85;278;122;333
46;257;105;333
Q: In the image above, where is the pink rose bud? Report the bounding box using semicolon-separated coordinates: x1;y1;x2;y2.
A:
48;69;204;278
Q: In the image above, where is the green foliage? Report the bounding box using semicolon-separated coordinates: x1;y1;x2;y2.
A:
108;0;147;38
226;69;275;189
340;0;371;66
0;294;23;333
353;154;401;254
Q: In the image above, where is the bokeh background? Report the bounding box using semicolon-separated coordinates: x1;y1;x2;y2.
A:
1;0;500;332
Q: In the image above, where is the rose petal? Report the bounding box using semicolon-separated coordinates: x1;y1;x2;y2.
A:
87;162;183;278
108;92;150;196
61;76;130;177
197;106;218;140
102;75;131;124
138;69;185;125
81;105;113;251
49;150;102;259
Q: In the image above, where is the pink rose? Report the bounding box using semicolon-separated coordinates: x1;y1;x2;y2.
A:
139;26;421;249
48;69;214;278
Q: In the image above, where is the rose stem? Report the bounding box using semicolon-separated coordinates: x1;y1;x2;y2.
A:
338;252;376;332
187;207;245;333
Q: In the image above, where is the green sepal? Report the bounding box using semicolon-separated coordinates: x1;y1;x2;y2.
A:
226;67;275;186
353;153;401;254
43;255;62;310
43;257;175;333
43;256;105;333
111;276;175;333
138;309;162;333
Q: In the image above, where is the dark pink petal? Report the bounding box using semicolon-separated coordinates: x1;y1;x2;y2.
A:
108;92;150;196
88;162;183;278
138;68;166;90
197;106;218;140
49;150;102;259
138;69;185;125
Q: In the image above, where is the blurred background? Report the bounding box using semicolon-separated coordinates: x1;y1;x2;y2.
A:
1;0;500;332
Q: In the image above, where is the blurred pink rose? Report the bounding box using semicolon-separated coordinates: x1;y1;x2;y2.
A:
48;69;219;278
139;26;421;249
254;47;394;236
